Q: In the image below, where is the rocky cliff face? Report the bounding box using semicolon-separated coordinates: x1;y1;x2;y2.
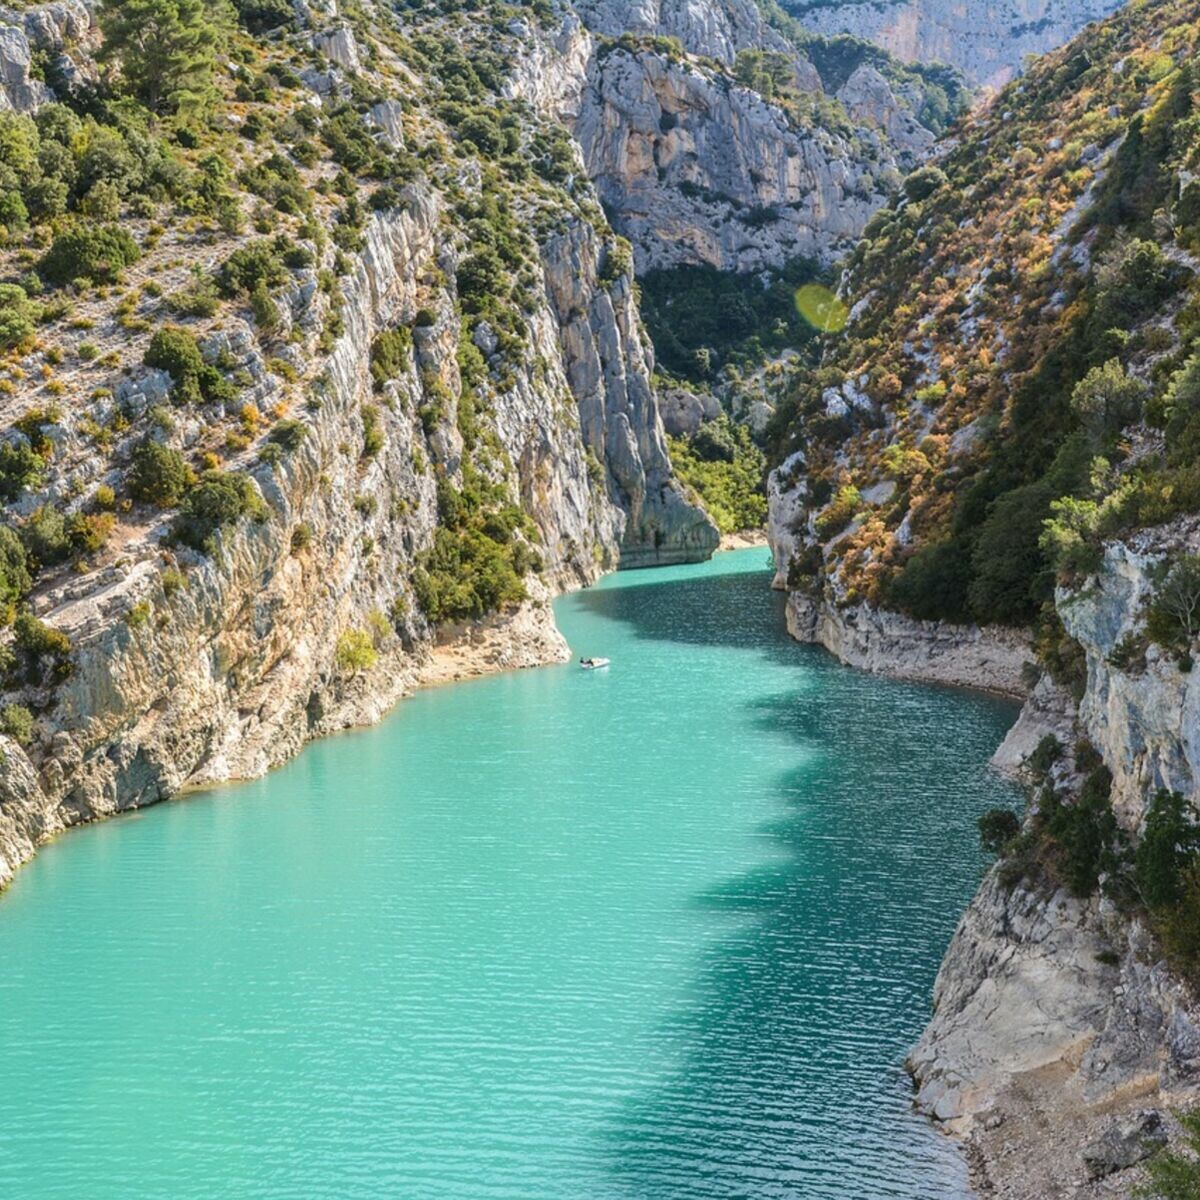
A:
505;0;941;274
575;44;918;272
0;0;721;888
906;530;1200;1199
0;184;715;887
787;0;1124;90
0;0;95;112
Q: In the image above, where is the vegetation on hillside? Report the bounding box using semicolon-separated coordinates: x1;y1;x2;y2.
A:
668;415;767;533
770;0;1200;651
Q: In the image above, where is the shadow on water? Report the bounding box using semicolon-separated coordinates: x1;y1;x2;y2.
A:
577;563;1016;1199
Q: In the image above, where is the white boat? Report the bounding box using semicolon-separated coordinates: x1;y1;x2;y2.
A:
579;657;610;670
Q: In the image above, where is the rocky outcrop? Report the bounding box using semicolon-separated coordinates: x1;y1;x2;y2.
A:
788;0;1124;90
0;180;714;889
576;45;896;271
1059;527;1200;823
0;0;94;112
782;587;1033;695
904;526;1200;1196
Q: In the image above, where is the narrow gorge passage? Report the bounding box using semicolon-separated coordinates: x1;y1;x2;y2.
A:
0;550;1018;1198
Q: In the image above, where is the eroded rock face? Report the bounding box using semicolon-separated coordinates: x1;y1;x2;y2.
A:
576;0;817;71
0;185;715;889
576;46;892;271
901;526;1200;1192
0;0;94;112
781;587;1033;695
1059;529;1200;823
787;0;1124;90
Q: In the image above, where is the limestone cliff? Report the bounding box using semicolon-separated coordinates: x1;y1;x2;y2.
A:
0;0;718;888
906;525;1200;1198
787;0;1124;90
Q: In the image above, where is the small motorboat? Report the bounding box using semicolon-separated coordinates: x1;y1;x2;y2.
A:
579;656;610;670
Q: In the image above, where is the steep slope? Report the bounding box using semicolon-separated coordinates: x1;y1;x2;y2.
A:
786;0;1125;90
0;0;720;885
767;0;1200;1190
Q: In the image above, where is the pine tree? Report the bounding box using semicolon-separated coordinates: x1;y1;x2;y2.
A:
98;0;231;115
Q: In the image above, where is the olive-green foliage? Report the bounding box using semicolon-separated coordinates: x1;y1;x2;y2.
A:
335;628;378;673
978;808;1021;855
267;419;307;452
0;702;33;744
19;505;71;570
0;443;45;502
1137;790;1200;908
0;526;31;622
233;0;294;32
640;257;823;382
1134;1108;1200;1199
1070;359;1148;442
171;470;267;552
144;326;235;406
370;327;413;389
668;416;767;534
98;0;230;115
12;610;71;681
412;476;538;623
1146;555;1200;658
39;224;140;286
1039;766;1121;897
814;484;862;539
0;285;38;350
361;404;383;458
127;439;195;505
218;239;289;297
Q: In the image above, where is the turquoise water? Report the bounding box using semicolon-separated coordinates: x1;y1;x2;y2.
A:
0;549;1018;1199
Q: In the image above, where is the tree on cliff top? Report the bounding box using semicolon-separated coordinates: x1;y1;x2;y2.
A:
99;0;231;116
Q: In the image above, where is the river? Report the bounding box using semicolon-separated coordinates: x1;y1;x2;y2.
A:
0;548;1019;1198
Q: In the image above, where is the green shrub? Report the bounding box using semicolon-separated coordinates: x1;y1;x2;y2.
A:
144;327;233;406
1146;556;1200;660
1070;359;1147;441
886;540;972;622
0;527;30;622
1029;734;1063;777
0;284;38;350
39;225;140;286
13;610;71;680
171;470;267;552
19;505;71;569
335;628;377;673
903;165;948;202
1042;766;1121;897
145;326;204;381
127;440;195;505
361;404;383;458
1136;789;1200;909
369;327;412;389
814;485;862;539
167;274;221;317
0;703;33;744
412;526;527;623
979;808;1021;855
218;239;288;297
267;419;307;452
0;443;45;502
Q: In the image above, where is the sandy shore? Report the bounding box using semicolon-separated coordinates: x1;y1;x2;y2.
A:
719;528;769;551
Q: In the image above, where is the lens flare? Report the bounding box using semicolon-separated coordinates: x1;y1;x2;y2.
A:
794;284;849;333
